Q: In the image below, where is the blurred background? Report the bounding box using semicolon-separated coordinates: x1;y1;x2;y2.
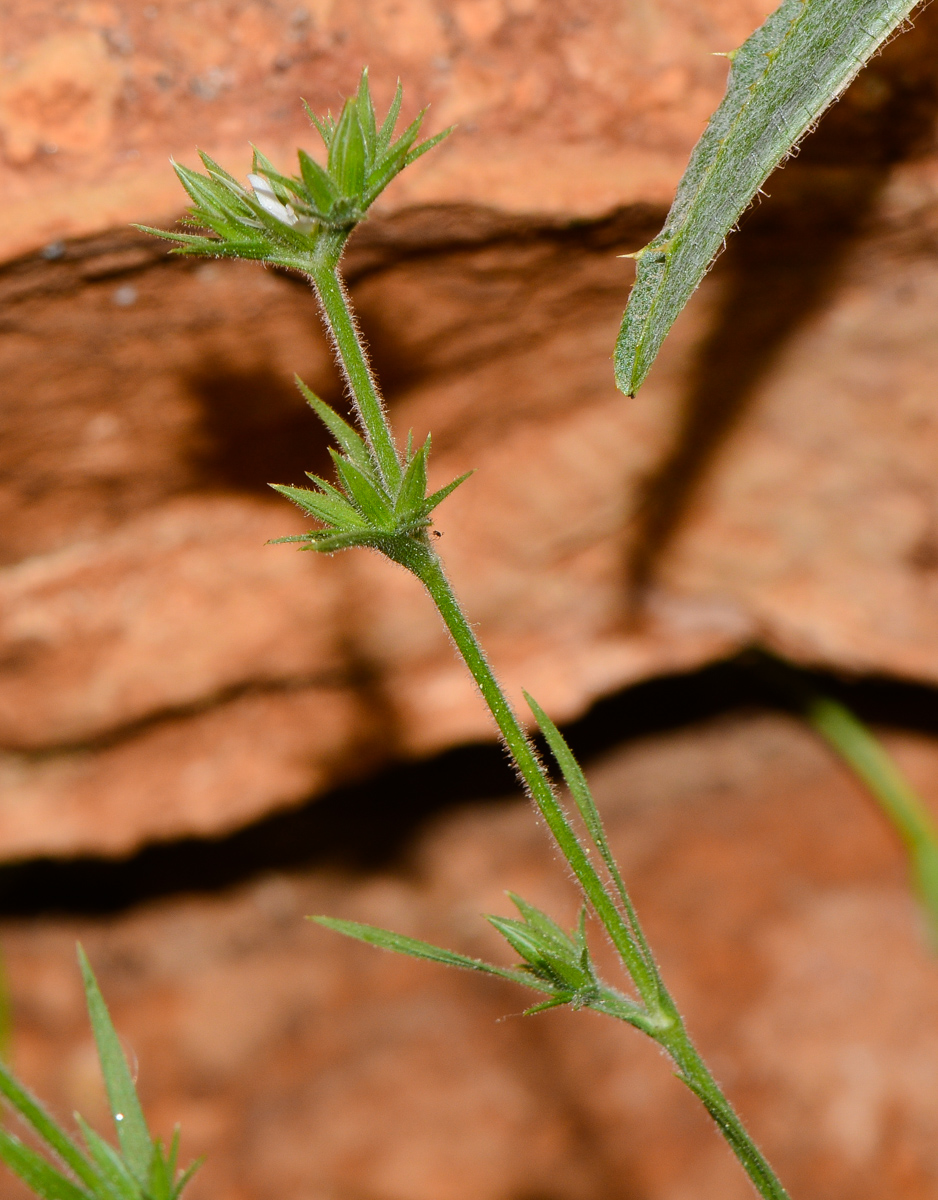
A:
2;1;938;1197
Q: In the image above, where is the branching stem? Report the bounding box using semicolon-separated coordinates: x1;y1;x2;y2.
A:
312;259;792;1200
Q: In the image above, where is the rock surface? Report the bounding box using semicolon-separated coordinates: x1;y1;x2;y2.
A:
4;712;938;1200
0;3;938;856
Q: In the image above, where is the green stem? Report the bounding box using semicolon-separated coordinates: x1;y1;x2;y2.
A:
316;259;791;1200
310;242;402;491
409;543;660;999
413;542;790;1200
665;1033;792;1200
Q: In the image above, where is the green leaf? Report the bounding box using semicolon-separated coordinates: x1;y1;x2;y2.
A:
303;100;335;149
524;692;660;987
297;150;338;214
75;1116;138;1200
506;893;574;952
269;484;369;530
330;452;393;525
0;1131;91;1200
485;915;550;965
302;530;378;553
422;471;472;515
172;163;249;224
146;1142;176;1200
77;947;152;1185
196;150;244;190
615;0;921;395
329;100;367;195
355;68;377;164
0;1064;98;1190
405;125;454;166
170;1156;202;1200
806;696;938;943
395;438;429;518
309;917;541;989
375;79;404;156
294;378;373;475
486;913;591;991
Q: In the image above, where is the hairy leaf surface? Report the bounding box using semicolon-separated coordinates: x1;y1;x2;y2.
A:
615;0;921;395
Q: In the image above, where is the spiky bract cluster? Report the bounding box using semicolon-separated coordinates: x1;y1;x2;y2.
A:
487;896;600;1014
141;70;450;265
271;380;468;560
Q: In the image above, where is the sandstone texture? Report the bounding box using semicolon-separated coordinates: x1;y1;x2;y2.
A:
3;713;938;1200
0;1;937;861
0;0;778;259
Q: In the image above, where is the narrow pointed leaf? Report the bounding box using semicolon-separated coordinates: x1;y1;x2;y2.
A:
806;696;938;941
196;150;244;189
171;1156;203;1200
376;79;404;155
405;125;454;165
132;224;222;252
77;947;152;1183
355;68;377;162
269;483;369;529
329;101;366;194
0;1064;98;1190
507;893;574;951
395;439;429;517
167;1130;180;1184
485;916;551;965
303;530;378;553
0;1131;91;1200
75;1117;138;1200
310;917;544;989
331;452;393;525
486;917;589;989
422;470;472;515
388;111;424;160
303;99;335;148
297;150;339;213
615;0;921;396
522;995;572;1016
147;1142;174;1200
294;378;373;474
524;692;659;983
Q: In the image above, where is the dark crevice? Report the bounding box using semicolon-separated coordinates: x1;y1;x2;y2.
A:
183;363;349;495
626;4;938;600
1;653;938;917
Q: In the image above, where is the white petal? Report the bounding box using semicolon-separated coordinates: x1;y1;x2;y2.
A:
248;174;295;224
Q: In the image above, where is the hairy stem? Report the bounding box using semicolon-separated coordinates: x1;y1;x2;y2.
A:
664;1033;791;1200
413;541;790;1200
313;261;791;1200
409;541;662;1001
309;242;403;491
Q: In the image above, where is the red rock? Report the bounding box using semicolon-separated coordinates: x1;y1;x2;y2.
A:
3;713;938;1199
0;4;937;858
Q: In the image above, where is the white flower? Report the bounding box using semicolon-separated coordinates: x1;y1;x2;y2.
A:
248;174;316;232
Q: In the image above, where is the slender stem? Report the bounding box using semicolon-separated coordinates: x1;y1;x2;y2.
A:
409;542;662;1003
315;259;791;1200
310;250;402;491
664;1032;791;1200
413;542;791;1199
